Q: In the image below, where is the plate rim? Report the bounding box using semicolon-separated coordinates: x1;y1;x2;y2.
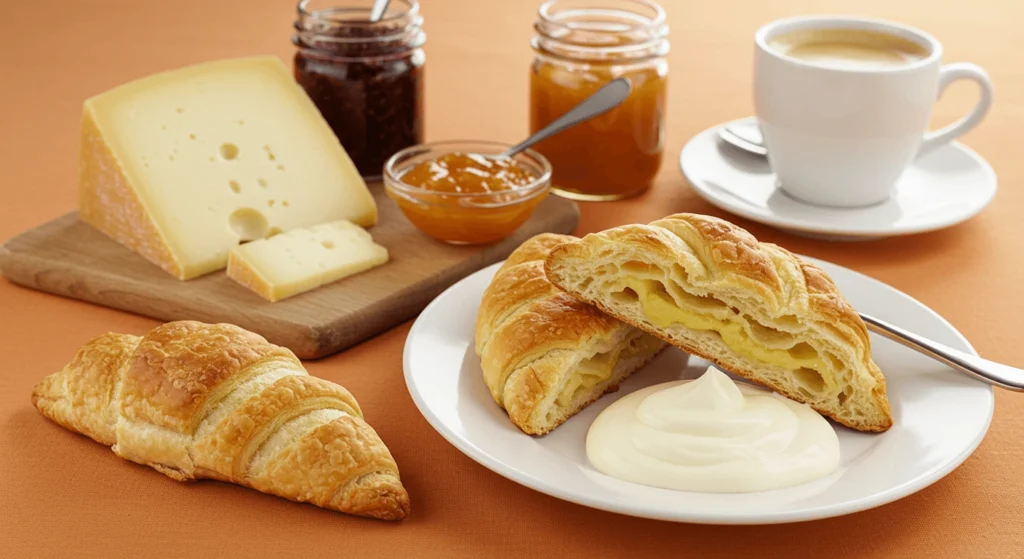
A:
679;117;998;238
403;257;995;524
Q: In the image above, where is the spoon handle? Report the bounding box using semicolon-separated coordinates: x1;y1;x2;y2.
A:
860;312;1024;391
369;0;391;22
502;77;632;158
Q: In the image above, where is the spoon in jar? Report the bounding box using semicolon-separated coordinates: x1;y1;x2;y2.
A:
500;77;633;158
369;0;391;22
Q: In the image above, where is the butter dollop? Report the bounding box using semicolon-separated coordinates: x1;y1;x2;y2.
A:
586;366;840;493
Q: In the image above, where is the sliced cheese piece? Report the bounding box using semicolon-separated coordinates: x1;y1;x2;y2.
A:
80;56;378;280
227;220;389;302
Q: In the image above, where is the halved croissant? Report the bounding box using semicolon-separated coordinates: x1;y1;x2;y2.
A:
31;320;409;520
475;233;665;435
545;214;892;432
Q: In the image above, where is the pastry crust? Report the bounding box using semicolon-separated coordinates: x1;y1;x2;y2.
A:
31;320;409;520
544;214;892;432
475;233;665;435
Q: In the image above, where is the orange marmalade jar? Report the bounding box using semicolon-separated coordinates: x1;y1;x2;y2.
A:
530;0;669;201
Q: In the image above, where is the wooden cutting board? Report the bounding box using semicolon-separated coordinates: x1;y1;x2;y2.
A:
0;188;579;358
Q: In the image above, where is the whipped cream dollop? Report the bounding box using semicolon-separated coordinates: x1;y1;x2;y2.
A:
586;366;840;493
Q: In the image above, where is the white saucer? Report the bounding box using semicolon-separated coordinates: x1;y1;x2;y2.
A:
403;258;993;524
679;118;997;240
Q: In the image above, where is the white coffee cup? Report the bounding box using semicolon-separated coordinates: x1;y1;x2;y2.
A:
754;16;993;208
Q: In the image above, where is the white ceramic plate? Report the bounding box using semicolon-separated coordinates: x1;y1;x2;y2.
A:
403;258;994;524
679;118;997;240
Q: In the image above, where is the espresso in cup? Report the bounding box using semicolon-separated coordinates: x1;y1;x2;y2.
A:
754;17;993;207
768;28;928;70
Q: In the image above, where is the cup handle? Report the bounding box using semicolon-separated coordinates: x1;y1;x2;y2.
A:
917;63;994;158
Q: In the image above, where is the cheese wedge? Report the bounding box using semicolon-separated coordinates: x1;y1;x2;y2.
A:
227;220;389;302
80;56;378;280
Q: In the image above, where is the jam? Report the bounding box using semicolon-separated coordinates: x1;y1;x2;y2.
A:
531;62;666;200
293;0;425;180
400;153;536;194
530;0;669;201
384;144;551;245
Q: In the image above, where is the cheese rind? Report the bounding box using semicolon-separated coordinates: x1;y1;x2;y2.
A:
227;221;389;302
80;56;378;280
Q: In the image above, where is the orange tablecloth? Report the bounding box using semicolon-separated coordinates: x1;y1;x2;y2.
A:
2;0;1023;557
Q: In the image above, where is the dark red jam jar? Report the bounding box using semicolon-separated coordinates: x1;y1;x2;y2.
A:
293;0;425;180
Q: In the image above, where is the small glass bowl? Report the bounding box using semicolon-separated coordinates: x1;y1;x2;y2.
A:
383;140;552;245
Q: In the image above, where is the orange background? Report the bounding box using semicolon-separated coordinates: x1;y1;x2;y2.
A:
2;0;1023;557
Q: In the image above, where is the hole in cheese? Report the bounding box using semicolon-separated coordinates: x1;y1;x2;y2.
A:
229;208;269;242
220;143;240;160
257;178;268;188
229;180;241;194
176;107;184;114
267;200;275;207
276;164;285;171
189;133;196;140
282;201;290;207
266;227;282;238
322;240;336;249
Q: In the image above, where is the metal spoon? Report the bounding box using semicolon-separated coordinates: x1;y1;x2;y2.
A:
369;0;391;22
718;120;767;157
501;77;632;158
861;312;1024;391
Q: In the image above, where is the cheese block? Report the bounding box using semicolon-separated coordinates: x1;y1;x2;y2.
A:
227;220;389;302
79;56;378;280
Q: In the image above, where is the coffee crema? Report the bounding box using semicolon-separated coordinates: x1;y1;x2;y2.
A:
768;28;929;70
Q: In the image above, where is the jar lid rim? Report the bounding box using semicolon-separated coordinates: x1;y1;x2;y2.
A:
537;0;668;31
296;0;420;25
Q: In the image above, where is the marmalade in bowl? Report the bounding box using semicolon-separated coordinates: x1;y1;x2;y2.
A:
386;150;550;245
401;153;536;193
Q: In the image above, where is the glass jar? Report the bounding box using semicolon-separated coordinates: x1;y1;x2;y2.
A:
530;0;668;201
293;0;425;181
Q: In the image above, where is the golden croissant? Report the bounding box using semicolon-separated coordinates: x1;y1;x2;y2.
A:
31;320;409;520
475;233;665;435
545;214;892;432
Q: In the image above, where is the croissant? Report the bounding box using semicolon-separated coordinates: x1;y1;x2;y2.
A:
475;233;665;435
31;320;410;520
545;214;892;432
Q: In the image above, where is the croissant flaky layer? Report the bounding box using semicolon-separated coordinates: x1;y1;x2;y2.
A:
31;320;409;520
475;233;665;435
545;214;892;432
